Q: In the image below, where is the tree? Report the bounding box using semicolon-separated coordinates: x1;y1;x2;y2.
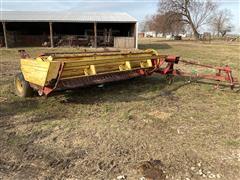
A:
158;0;217;39
140;15;152;32
210;9;233;37
143;12;185;35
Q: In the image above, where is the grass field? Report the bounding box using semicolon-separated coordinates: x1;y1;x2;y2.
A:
0;39;240;179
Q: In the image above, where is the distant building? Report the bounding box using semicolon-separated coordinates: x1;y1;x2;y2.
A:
156;33;164;38
166;35;173;40
138;32;145;38
0;11;138;48
144;31;157;38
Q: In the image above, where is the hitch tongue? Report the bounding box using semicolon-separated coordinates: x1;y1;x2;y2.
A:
179;60;238;89
153;55;239;90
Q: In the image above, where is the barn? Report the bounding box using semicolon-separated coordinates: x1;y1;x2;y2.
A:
0;11;138;49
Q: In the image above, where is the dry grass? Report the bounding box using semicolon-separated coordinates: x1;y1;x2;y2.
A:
0;40;240;179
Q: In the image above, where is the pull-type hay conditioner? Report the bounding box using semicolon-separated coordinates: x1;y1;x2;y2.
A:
15;49;239;97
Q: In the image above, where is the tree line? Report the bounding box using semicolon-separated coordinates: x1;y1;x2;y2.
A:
141;0;233;39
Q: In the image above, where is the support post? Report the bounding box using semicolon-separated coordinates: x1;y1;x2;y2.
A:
94;22;97;48
134;22;138;49
49;22;54;48
2;22;8;48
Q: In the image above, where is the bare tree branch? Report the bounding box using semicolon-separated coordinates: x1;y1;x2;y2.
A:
157;0;217;39
210;9;233;37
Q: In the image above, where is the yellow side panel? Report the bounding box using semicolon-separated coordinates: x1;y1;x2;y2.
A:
46;62;61;83
53;54;153;63
61;67;87;78
59;56;153;79
21;59;50;87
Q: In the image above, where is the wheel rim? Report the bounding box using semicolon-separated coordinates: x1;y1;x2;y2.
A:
16;77;24;94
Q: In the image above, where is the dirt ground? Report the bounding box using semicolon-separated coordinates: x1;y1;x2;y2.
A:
0;40;240;180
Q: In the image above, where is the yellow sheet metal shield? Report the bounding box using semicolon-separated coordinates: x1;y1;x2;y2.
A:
20;50;157;87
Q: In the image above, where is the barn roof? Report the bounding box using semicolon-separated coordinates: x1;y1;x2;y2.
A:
0;11;137;23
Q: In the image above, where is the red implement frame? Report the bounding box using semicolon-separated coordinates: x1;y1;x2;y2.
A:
150;56;239;90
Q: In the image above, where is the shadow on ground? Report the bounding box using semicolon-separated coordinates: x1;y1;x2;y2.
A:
53;76;189;104
0;75;190;131
0;99;39;118
138;43;172;50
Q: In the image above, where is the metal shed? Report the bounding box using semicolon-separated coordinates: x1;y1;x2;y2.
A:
0;11;138;48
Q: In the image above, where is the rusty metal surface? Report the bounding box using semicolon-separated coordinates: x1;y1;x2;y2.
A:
57;70;142;90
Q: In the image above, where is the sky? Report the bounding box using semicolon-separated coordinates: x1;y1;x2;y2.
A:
1;0;240;34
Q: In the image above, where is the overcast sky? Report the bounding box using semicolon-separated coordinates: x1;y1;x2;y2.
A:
1;0;240;34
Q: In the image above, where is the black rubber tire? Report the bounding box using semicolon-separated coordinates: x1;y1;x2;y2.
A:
14;73;33;97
